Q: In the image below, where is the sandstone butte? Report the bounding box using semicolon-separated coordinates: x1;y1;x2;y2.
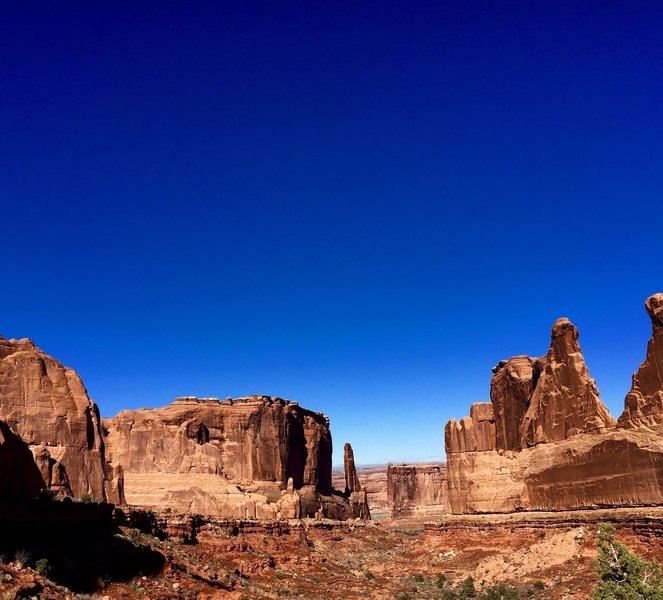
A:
444;292;663;514
0;335;368;521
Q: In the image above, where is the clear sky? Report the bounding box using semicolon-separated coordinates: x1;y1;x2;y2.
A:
2;2;662;466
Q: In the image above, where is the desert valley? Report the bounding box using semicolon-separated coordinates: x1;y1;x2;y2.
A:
0;294;662;599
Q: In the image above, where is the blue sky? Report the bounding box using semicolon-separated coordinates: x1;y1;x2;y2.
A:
2;1;662;465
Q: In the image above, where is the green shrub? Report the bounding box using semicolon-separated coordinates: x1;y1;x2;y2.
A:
594;522;663;599
80;493;92;503
479;584;520;599
532;580;545;590
14;549;31;567
35;558;50;576
458;577;476;598
127;528;143;547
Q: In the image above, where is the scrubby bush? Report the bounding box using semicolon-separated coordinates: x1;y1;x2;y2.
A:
80;493;92;503
594;522;663;599
35;558;50;576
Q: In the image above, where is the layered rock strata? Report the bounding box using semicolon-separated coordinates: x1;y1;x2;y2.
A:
104;396;363;520
0;336;124;503
446;294;663;514
387;463;449;518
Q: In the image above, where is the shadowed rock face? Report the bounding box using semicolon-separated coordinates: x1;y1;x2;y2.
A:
0;420;44;497
619;293;663;429
0;336;124;503
445;295;663;514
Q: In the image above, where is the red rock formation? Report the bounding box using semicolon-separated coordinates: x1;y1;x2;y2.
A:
445;402;496;454
0;336;124;503
343;443;370;520
332;464;390;519
387;463;449;518
104;396;360;519
446;295;663;514
490;356;541;451
519;318;615;446
619;293;663;429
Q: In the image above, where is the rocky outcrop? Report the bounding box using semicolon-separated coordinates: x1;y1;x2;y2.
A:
446;295;663;514
343;443;370;520
387;463;449;518
104;396;363;520
0;336;124;503
619;293;663;429
520;318;615;446
332;464;390;520
445;402;496;454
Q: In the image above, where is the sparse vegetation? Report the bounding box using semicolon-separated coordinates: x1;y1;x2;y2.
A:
39;488;58;500
35;557;50;576
80;493;92;503
594;522;663;599
13;549;31;567
127;528;144;547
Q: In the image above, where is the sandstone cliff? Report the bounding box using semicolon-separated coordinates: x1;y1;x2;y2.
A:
446;294;663;514
104;396;361;519
0;336;124;503
387;463;449;518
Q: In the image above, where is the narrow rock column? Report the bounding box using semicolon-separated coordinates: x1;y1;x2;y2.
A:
343;442;362;494
343;442;371;520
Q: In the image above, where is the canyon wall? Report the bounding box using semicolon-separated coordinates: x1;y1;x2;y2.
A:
446;293;663;514
387;463;449;518
104;396;363;520
0;336;123;503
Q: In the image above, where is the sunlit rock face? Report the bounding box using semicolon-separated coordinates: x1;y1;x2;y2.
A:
445;294;663;514
618;293;663;429
104;396;360;519
387;463;449;518
0;336;123;503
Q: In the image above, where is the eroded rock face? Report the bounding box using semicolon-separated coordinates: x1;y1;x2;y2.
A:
387;463;449;518
0;336;124;503
105;396;332;489
490;356;541;451
445;296;663;514
520;318;615;446
445;403;496;454
619;293;663;429
104;396;359;519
